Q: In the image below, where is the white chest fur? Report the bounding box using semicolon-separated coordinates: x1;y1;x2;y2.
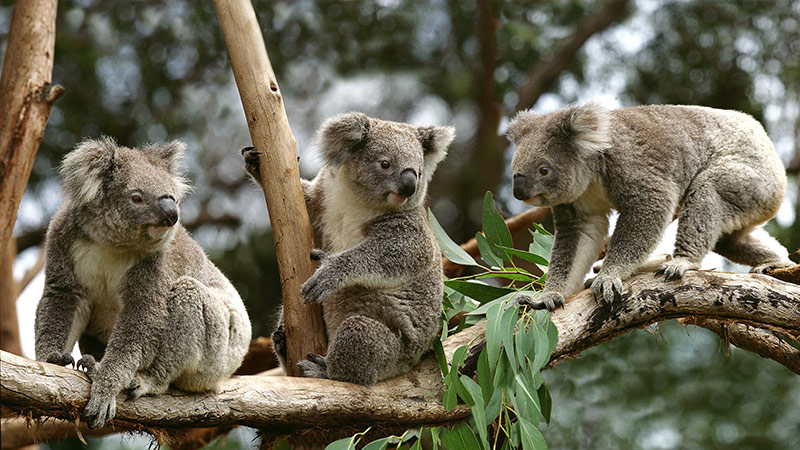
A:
72;240;138;337
320;170;381;253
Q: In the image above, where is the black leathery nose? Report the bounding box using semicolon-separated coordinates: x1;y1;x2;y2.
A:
158;197;179;226
513;174;530;200
398;169;417;197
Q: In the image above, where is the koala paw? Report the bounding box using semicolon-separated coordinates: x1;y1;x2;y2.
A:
656;257;699;281
301;266;339;304
517;292;564;311
83;385;116;429
76;355;98;378
297;353;328;379
271;328;287;361
590;273;624;305
241;146;262;179
45;352;75;367
750;261;794;274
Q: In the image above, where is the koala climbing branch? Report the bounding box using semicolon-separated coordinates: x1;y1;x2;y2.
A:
214;0;327;374
2;270;798;444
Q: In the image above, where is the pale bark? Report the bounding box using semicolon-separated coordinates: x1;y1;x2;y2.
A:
214;0;327;375
0;0;64;256
2;271;798;441
0;240;22;356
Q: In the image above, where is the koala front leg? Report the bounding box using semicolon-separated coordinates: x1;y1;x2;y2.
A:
520;205;608;310
594;204;673;303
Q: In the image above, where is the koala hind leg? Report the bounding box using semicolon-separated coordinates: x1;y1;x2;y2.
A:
714;227;792;273
325;315;403;386
131;277;208;398
659;179;725;281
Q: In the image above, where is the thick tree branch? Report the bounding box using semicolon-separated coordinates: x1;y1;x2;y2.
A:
3;271;798;442
214;0;327;374
0;0;63;256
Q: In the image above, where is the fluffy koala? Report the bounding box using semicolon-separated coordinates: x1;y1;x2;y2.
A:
243;112;453;385
35;137;252;428
508;103;792;309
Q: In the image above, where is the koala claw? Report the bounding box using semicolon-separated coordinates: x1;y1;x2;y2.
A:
656;258;698;281
309;249;328;262
590;274;623;304
271;328;287;361
517;292;564;311
83;389;116;429
241;146;262;178
297;354;328;379
750;261;793;274
45;352;75;367
124;377;145;400
301;270;338;304
76;355;98;377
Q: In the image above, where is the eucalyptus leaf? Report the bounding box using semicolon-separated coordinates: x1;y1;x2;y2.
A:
518;416;548;450
461;375;489;449
476;231;505;268
445;280;515;303
429;209;480;267
442;423;482;450
538;383;552;425
482;191;513;251
496;245;549;267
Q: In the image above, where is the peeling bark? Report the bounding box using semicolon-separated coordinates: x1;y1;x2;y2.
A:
0;0;64;255
2;271;798;443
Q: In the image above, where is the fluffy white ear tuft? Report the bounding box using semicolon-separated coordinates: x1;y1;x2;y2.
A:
506;110;540;144
417;125;454;179
566;103;611;155
60;136;118;206
317;112;371;166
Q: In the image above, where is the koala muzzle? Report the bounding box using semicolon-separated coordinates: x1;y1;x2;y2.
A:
158;197;179;227
513;174;531;200
398;169;418;198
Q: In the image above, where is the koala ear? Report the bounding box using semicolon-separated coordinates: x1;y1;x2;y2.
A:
60;136;118;206
140;140;186;176
564;103;610;155
417;125;454;178
317;112;371;166
506;110;539;144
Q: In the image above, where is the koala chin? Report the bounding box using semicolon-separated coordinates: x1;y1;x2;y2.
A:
244;112;454;385
508;103;792;310
35;137;252;428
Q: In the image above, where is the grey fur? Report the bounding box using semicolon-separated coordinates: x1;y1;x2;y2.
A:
244;113;454;385
508;104;791;309
35;137;251;428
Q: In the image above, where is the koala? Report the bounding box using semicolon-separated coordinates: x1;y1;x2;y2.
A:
35;137;252;428
508;103;792;310
243;112;453;385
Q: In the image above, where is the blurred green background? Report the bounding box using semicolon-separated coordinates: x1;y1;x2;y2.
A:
2;1;798;449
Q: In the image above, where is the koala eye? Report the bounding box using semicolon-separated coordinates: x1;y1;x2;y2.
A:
131;193;144;204
538;167;551;176
380;160;391;169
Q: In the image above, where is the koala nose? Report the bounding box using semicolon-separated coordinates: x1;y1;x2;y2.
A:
398;169;418;198
513;174;530;201
158;197;179;227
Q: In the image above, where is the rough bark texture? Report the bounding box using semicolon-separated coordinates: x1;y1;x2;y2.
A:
0;0;64;256
214;0;327;375
3;271;798;443
0;240;22;356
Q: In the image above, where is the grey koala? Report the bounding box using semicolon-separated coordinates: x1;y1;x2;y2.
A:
35;137;252;428
508;103;792;310
243;112;453;385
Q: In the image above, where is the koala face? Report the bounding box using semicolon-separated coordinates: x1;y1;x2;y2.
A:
61;137;190;250
318;113;454;210
508;104;610;207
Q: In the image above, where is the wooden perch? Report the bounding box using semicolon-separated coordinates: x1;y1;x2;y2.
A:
0;0;64;256
214;0;327;374
3;270;799;444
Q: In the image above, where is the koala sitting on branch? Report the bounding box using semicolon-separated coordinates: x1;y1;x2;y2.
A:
244;112;453;385
35;137;252;428
508;103;792;310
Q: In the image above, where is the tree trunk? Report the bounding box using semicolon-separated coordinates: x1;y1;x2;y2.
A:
0;0;64;256
0;240;22;356
213;0;327;375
